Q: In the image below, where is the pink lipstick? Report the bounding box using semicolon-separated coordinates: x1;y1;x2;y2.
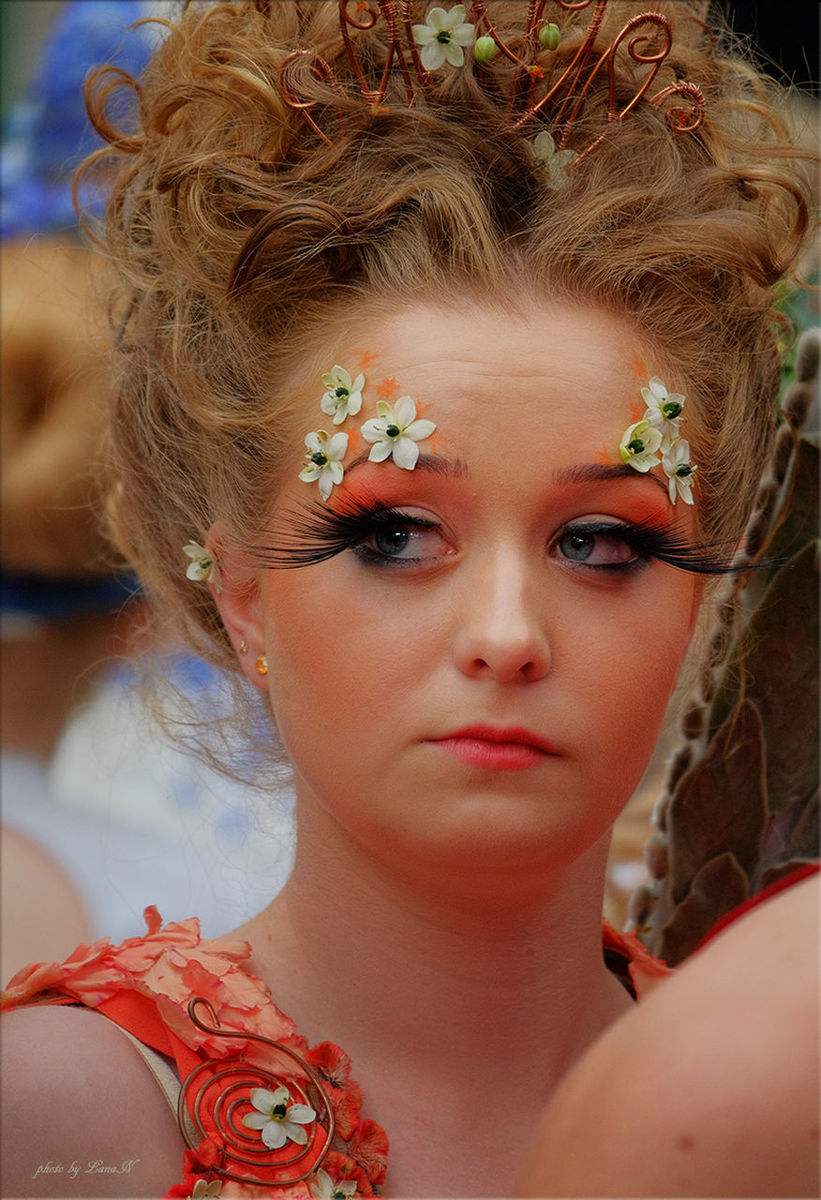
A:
430;725;558;771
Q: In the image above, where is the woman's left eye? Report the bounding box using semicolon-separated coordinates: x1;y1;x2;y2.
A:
552;524;640;570
352;517;453;567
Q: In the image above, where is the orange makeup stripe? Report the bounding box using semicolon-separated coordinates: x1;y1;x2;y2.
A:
630;352;647;379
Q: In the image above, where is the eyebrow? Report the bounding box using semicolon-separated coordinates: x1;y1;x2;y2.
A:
346;452;472;479
553;462;669;495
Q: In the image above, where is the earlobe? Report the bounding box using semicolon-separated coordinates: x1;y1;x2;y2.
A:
207;522;268;691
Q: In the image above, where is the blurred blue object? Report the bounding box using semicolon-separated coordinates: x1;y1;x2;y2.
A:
0;566;140;622
1;1;161;238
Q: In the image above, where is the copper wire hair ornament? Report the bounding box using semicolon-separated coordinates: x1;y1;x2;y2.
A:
272;0;705;160
178;998;335;1188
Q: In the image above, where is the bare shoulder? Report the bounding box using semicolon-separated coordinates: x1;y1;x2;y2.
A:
518;875;820;1197
2;1004;184;1197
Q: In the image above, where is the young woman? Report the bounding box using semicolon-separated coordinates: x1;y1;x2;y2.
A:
2;3;813;1196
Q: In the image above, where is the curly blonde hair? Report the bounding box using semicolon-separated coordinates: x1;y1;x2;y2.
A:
80;0;812;685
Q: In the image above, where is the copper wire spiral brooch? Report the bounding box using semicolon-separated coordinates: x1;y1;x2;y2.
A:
178;998;335;1188
274;0;705;159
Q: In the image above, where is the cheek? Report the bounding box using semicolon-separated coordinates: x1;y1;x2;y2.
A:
571;576;696;752
258;568;422;745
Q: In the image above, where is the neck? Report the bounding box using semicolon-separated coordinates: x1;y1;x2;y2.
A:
238;797;627;1075
235;797;633;1196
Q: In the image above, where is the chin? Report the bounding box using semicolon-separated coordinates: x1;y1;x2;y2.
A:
373;797;612;891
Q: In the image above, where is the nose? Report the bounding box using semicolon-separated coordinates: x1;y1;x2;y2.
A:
452;544;551;684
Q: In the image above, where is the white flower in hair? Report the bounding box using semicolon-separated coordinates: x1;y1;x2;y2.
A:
183;542;222;592
299;430;349;500
530;130;579;189
310;1168;357;1200
641;376;686;447
320;365;365;425
241;1085;316;1151
662;437;697;505
619;419;663;473
412;5;475;71
360;396;436;470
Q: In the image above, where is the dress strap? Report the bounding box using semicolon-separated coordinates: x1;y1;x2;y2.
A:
108;1020;182;1120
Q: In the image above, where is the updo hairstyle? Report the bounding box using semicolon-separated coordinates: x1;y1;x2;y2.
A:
80;0;812;677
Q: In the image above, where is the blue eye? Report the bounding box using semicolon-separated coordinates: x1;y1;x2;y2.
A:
353;516;452;567
556;526;639;569
372;525;411;557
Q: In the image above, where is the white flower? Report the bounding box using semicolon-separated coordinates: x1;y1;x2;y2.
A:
530;130;579;189
299;429;349;500
662;437;697;505
360;396;436;470
310;1168;357;1200
190;1181;222;1199
412;5;475;71
183;542;222;592
641;376;686;447
241;1085;317;1151
619;419;663;473
320;365;365;425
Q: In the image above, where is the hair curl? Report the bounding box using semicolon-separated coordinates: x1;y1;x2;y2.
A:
79;0;813;718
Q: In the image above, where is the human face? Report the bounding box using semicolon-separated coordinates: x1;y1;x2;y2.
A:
232;301;700;887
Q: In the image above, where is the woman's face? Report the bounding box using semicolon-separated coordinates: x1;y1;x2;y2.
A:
223;300;701;887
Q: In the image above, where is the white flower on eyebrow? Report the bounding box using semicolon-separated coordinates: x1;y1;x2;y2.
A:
298;429;349;500
662;437;697;505
641;376;686;447
619;419;663;473
320;365;365;425
412;5;475;72
360;396;436;470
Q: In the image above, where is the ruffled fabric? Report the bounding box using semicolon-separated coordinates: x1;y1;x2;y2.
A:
602;920;674;1000
2;907;386;1197
2;907;667;1196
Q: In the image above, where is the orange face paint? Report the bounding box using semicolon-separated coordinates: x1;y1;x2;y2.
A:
376;377;401;402
630;351;647;380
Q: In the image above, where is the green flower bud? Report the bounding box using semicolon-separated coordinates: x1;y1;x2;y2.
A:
538;22;560;51
473;36;497;64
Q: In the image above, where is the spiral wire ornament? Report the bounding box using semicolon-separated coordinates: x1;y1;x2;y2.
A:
178;998;335;1188
270;0;704;160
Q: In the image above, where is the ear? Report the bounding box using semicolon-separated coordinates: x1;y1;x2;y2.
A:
207;521;268;692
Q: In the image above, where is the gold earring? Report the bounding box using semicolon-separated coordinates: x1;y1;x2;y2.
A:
255;655;268;676
239;640;248;656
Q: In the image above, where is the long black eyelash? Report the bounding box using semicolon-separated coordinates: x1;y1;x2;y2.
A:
247;499;433;569
572;519;743;576
246;503;747;576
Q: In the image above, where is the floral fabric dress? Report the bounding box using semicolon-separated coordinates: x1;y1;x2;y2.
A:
1;907;671;1198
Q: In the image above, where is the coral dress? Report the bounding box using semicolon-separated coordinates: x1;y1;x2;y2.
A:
2;907;670;1198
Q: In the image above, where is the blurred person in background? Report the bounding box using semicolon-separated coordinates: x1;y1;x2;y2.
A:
1;1;295;980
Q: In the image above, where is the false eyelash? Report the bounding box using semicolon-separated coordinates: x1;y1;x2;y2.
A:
574;519;742;576
247;499;436;570
246;501;745;575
